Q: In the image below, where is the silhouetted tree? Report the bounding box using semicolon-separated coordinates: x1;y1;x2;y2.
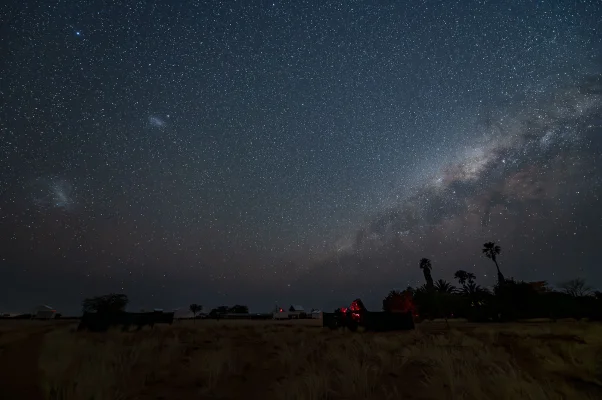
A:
482;242;505;283
82;293;128;314
559;278;592;297
454;270;468;286
434;279;456;293
189;304;202;321
229;305;249;314
413;284;436;320
454;270;476;286
382;290;401;311
215;306;230;314
382;289;417;314
209;305;230;319
415;284;429;294
419;258;434;289
461;281;488;297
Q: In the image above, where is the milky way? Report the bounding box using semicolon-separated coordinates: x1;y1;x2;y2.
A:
295;77;602;310
362;77;601;244
1;1;601;313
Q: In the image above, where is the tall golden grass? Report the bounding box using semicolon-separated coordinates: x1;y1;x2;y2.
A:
29;320;602;399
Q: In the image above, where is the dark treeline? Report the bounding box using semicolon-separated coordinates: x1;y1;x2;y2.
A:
208;305;250;316
78;296;252;319
14;241;600;325
383;242;602;322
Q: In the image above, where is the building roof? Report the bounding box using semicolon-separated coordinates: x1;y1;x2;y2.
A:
290;305;305;311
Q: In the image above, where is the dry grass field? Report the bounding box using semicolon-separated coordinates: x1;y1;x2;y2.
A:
1;319;601;400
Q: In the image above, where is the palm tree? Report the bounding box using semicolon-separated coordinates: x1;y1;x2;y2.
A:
434;279;456;293
482;242;505;283
189;304;202;322
419;258;434;289
454;270;477;286
454;270;469;286
461;282;491;312
414;284;428;295
462;281;488;297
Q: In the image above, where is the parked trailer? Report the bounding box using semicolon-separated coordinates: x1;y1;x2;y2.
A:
78;311;174;332
273;311;290;320
273;310;309;319
323;299;415;332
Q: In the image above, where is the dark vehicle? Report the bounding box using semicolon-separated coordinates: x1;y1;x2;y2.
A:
324;298;415;332
78;311;175;332
150;310;175;325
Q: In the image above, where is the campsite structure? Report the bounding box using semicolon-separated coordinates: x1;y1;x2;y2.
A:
273;305;308;319
32;305;57;319
323;298;415;331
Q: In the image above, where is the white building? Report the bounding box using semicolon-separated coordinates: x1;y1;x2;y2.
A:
273;305;288;319
273;305;307;320
32;305;57;319
288;305;305;318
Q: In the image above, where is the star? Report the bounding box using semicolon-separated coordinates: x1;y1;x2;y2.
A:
1;1;600;314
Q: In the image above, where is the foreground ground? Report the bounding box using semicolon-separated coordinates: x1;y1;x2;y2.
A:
0;319;601;399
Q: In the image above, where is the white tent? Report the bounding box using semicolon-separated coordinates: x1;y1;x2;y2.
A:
32;305;57;319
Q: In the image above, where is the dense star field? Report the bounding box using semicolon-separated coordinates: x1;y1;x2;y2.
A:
1;1;601;313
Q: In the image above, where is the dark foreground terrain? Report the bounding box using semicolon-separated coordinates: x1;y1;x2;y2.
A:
0;319;601;399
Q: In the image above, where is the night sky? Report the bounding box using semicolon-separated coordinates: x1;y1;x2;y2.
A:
1;1;601;314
